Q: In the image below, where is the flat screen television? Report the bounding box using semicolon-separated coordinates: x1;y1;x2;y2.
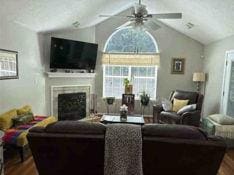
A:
50;37;98;70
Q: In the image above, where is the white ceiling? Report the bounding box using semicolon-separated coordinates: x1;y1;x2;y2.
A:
1;0;234;45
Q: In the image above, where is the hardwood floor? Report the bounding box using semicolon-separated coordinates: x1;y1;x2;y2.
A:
4;149;234;175
4;117;234;175
5;156;37;175
218;149;234;175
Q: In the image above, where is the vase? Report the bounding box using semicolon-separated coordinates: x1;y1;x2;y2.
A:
125;85;133;94
120;111;127;121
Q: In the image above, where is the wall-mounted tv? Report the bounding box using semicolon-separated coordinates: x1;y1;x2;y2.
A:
50;37;98;70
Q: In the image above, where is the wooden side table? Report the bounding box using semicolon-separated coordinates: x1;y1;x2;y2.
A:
122;94;135;114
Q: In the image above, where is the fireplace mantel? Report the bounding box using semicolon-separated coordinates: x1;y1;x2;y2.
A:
46;72;96;78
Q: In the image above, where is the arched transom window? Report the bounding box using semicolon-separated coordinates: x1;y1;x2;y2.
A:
104;27;158;53
103;27;159;99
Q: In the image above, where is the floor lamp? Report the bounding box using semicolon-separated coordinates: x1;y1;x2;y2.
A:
193;72;205;92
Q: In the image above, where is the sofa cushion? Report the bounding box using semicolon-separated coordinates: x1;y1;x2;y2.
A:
45;121;106;135
15;116;56;147
159;111;181;124
142;124;207;140
0;109;17;130
208;114;234;125
172;90;198;105
172;98;189;112
161;98;172;111
177;104;197;115
17;105;32;115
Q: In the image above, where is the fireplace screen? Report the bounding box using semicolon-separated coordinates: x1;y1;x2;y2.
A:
58;92;86;120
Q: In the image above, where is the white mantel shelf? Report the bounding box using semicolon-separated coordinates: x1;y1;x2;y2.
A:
46;72;96;78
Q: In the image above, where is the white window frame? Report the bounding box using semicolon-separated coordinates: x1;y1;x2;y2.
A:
103;65;158;100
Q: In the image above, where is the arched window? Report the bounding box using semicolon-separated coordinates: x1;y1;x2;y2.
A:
103;28;159;99
104;27;158;53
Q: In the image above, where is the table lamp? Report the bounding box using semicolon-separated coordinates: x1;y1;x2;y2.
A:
193;72;205;92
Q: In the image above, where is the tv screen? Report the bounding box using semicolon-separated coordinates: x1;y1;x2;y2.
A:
50;37;98;70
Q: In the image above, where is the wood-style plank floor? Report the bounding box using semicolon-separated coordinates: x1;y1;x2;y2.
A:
4;117;234;175
218;149;234;175
4;150;234;175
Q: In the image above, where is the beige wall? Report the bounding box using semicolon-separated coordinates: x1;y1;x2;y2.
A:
43;27;96;115
34;9;204;116
203;35;234;116
0;21;46;114
95;16;204;114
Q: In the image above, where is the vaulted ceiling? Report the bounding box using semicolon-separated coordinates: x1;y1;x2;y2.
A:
1;0;234;45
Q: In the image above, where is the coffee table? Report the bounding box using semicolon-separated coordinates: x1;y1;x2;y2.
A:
100;114;145;125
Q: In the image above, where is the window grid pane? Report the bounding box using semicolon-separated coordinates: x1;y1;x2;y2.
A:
103;65;157;99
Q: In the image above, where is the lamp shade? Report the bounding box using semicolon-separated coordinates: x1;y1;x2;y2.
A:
193;72;205;82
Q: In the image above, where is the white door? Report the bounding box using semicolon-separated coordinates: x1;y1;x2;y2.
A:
222;50;234;117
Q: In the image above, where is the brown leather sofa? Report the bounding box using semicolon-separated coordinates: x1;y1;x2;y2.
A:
27;121;226;175
153;90;204;127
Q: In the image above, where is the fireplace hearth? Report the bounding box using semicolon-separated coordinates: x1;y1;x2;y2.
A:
58;92;86;120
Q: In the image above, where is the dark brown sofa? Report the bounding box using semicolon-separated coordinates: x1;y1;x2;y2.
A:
153;90;204;127
27;121;226;175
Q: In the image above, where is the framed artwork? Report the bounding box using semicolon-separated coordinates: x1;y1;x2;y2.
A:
171;58;185;74
0;49;18;80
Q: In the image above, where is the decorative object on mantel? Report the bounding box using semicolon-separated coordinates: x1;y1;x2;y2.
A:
120;104;128;121
171;58;185;74
0;49;18;80
124;78;133;94
140;91;150;115
104;97;115;114
193;72;206;92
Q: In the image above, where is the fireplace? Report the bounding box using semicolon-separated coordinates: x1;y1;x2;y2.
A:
51;85;90;119
58;92;86;120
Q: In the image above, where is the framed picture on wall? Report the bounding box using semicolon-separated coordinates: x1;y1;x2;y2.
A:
0;49;18;80
171;58;185;74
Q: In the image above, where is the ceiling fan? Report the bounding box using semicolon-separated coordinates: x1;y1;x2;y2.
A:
99;0;182;31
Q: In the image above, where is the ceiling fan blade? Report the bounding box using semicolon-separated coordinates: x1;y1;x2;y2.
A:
145;21;161;31
151;13;182;19
117;21;134;30
99;14;129;18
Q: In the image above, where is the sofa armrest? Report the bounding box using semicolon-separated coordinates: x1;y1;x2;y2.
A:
153;104;163;123
181;110;201;127
29;126;45;133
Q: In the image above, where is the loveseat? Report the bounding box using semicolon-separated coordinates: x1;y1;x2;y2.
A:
0;105;56;162
28;121;226;175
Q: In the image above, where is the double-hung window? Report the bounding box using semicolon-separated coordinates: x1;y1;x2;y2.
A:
103;65;157;99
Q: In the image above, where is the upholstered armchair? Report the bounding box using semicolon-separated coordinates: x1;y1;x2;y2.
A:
153;90;203;127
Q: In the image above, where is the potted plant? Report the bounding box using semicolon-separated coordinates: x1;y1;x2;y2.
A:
104;97;115;114
123;78;133;94
140;91;150;115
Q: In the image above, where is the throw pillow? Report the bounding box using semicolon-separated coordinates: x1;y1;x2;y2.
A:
17;105;32;115
208;114;234;125
161;98;172;111
172;98;189;112
12;113;34;127
177;104;197;115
